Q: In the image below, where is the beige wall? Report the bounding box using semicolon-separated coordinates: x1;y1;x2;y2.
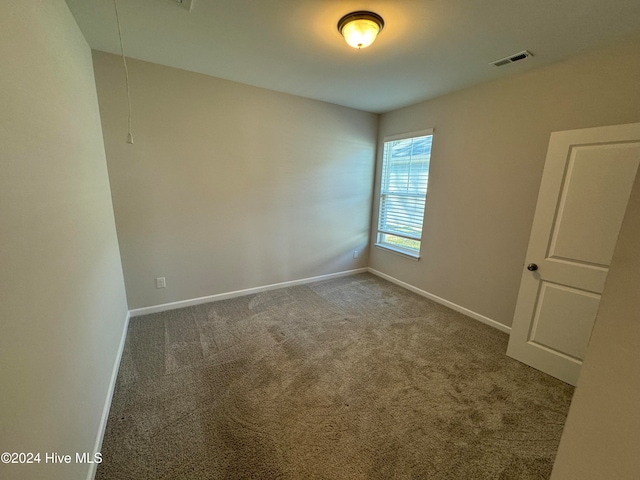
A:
371;40;640;328
0;2;129;480
92;51;378;310
550;168;640;479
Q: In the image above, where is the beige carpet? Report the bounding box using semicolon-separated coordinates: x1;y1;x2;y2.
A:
96;273;573;479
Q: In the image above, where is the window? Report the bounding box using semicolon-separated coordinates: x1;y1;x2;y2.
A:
376;129;433;258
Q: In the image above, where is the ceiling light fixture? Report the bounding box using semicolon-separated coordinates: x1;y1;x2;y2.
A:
337;11;384;49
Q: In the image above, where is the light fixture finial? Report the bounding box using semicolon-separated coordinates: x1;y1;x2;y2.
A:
337;11;384;49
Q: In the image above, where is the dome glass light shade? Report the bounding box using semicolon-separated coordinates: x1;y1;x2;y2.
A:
337;11;384;49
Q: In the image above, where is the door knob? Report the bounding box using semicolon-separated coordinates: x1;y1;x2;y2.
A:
527;263;538;271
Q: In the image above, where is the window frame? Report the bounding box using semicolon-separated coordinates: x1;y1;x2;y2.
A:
375;128;434;259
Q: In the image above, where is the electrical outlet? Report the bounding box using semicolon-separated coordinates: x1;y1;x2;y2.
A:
353;250;359;259
156;277;166;289
173;0;195;11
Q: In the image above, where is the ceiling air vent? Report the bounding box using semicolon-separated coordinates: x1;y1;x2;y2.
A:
490;50;533;67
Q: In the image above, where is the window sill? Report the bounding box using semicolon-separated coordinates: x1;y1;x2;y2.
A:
374;243;420;261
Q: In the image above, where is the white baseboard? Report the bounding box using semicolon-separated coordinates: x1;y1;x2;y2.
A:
368;268;511;334
128;268;511;335
129;268;369;317
87;310;131;480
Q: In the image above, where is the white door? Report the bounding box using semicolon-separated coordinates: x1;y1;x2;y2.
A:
507;123;640;386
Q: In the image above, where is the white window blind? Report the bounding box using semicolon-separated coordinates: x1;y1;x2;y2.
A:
377;130;433;257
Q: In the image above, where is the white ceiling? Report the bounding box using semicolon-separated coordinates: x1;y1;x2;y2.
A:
66;0;640;113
